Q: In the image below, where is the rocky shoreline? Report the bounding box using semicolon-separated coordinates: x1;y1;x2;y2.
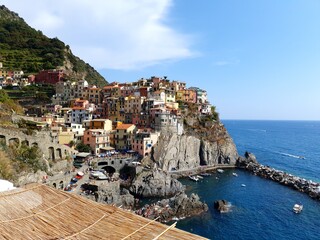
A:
237;152;320;201
134;192;208;222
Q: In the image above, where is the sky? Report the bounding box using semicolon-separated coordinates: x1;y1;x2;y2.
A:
2;0;320;120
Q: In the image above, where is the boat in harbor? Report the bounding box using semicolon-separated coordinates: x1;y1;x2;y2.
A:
217;169;224;173
200;173;212;177
293;204;303;213
232;172;238;177
196;175;204;179
189;175;199;182
241;184;246;187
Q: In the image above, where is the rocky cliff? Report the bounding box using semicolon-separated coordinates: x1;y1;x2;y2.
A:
152;130;238;172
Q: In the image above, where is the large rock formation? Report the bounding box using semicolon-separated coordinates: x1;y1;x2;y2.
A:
130;169;185;197
84;181;134;208
152;132;238;172
135;192;208;222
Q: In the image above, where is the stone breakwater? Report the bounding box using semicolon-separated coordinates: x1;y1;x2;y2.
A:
237;152;320;201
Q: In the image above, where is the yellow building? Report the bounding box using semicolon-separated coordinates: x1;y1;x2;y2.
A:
87;87;101;105
124;96;143;114
165;89;176;103
89;119;113;131
58;129;75;145
114;124;137;150
176;89;197;103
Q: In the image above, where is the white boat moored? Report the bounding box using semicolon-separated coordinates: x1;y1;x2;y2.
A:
189;175;199;182
293;204;303;213
217;169;224;173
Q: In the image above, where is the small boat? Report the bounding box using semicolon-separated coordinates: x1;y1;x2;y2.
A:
200;173;212;177
217;169;224;173
241;184;246;187
189;175;199;182
232;172;238;177
293;204;303;213
196;175;204;179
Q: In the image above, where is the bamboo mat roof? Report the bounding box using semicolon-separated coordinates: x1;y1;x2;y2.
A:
0;184;208;240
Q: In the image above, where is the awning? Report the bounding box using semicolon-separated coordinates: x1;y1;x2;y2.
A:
100;146;115;151
76;152;91;158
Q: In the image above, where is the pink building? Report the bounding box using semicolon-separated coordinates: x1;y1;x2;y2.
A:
132;131;160;157
83;129;110;155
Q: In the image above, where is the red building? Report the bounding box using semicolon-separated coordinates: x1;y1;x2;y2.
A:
35;70;65;85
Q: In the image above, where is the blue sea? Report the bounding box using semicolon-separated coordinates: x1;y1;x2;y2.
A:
176;120;320;240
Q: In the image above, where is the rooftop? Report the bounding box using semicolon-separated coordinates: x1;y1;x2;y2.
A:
116;124;135;130
0;184;206;239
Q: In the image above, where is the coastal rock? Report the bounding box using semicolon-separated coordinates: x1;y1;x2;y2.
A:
130;169;185;197
171;192;208;219
214;200;230;213
88;181;134;208
152;132;238;172
244;151;257;163
236;151;258;168
135;192;208;222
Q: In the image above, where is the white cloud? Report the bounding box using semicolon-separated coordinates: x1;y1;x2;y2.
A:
2;0;195;70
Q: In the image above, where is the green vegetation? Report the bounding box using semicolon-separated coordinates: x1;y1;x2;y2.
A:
0;5;107;86
3;84;54;103
75;142;92;153
210;105;219;121
0;89;23;115
0;150;14;180
0;141;46;181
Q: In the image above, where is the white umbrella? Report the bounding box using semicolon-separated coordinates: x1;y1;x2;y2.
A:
0;179;16;192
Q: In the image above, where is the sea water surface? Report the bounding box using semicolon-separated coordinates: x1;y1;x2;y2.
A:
176;120;320;240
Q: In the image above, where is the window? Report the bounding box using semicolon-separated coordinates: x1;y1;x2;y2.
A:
111;161;114;165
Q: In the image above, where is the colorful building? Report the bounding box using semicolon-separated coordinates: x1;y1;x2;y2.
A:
88;119;113;131
83;129;111;155
35;69;65;85
114;124;137;150
132;131;160;157
175;89;197;103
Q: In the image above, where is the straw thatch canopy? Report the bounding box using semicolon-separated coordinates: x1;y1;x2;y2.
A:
0;183;207;239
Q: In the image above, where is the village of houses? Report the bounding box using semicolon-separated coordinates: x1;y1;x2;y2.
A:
0;66;213;163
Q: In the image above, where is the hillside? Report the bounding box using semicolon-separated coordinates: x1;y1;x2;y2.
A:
0;5;107;87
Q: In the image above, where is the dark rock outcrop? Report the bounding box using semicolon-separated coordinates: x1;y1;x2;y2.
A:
130;169;185;197
135;192;208;222
214;200;231;213
236;151;258;168
85;181;134;208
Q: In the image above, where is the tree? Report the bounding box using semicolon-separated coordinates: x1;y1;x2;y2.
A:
0;150;14;180
68;140;75;148
75;142;92;153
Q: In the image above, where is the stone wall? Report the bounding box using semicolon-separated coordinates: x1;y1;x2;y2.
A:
0;127;74;160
